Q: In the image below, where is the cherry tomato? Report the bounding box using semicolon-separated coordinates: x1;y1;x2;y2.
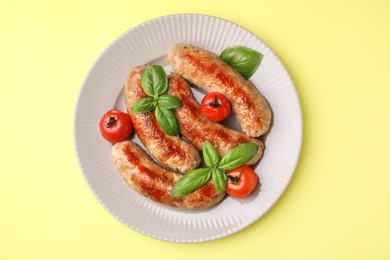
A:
226;165;258;198
200;92;231;122
99;110;133;143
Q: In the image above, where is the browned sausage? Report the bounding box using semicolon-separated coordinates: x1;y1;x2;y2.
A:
112;141;225;209
167;44;272;137
167;73;263;166
125;66;200;173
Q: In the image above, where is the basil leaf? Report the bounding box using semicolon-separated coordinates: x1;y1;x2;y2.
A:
219;143;258;170
171;168;211;197
155;105;180;136
131;97;155;113
157;94;182;109
212;168;227;193
141;65;168;97
203;141;220;168
220;46;263;79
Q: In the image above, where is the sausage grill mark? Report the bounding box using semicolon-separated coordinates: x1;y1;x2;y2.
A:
112;141;224;209
125;66;201;173
168;44;272;137
183;52;255;111
168;73;263;166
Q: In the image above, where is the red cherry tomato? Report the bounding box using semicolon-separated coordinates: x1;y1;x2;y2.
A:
226;165;258;198
200;92;231;122
99;110;133;143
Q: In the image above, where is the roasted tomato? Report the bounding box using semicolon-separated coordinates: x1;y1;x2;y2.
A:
200;92;231;122
226;165;258;198
99;110;133;143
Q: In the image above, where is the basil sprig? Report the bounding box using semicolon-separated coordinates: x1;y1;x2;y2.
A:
219;143;259;170
220;46;263;79
212;168;227;193
170;168;211;197
154;105;180;136
203;141;220;168
171;141;258;197
132;65;182;136
141;65;168;97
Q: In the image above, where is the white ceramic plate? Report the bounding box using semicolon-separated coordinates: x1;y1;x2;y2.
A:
74;14;302;243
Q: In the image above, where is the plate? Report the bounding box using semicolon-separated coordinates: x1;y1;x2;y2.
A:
74;14;303;243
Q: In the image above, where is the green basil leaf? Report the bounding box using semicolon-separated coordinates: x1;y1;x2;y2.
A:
171;168;211;197
212;168;227;193
157;94;182;109
141;65;168;97
155;105;180;136
219;143;258;170
131;97;155;113
220;46;263;79
203;141;220;168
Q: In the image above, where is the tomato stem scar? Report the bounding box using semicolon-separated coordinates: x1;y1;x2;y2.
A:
105;116;117;128
226;172;242;185
205;95;222;108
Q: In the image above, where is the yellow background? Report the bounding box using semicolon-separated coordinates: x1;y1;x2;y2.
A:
1;0;389;259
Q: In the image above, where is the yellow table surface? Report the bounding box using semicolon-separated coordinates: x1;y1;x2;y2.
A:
1;0;389;259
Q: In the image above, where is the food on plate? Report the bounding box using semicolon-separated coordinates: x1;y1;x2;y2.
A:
226;165;259;198
172;141;259;197
125;66;200;173
99;109;133;143
200;92;231;122
104;43;271;207
167;43;272;137
111;141;224;209
167;72;263;166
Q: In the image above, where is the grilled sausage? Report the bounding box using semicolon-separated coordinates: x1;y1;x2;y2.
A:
125;66;200;173
167;44;272;137
167;73;263;165
112;141;225;209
